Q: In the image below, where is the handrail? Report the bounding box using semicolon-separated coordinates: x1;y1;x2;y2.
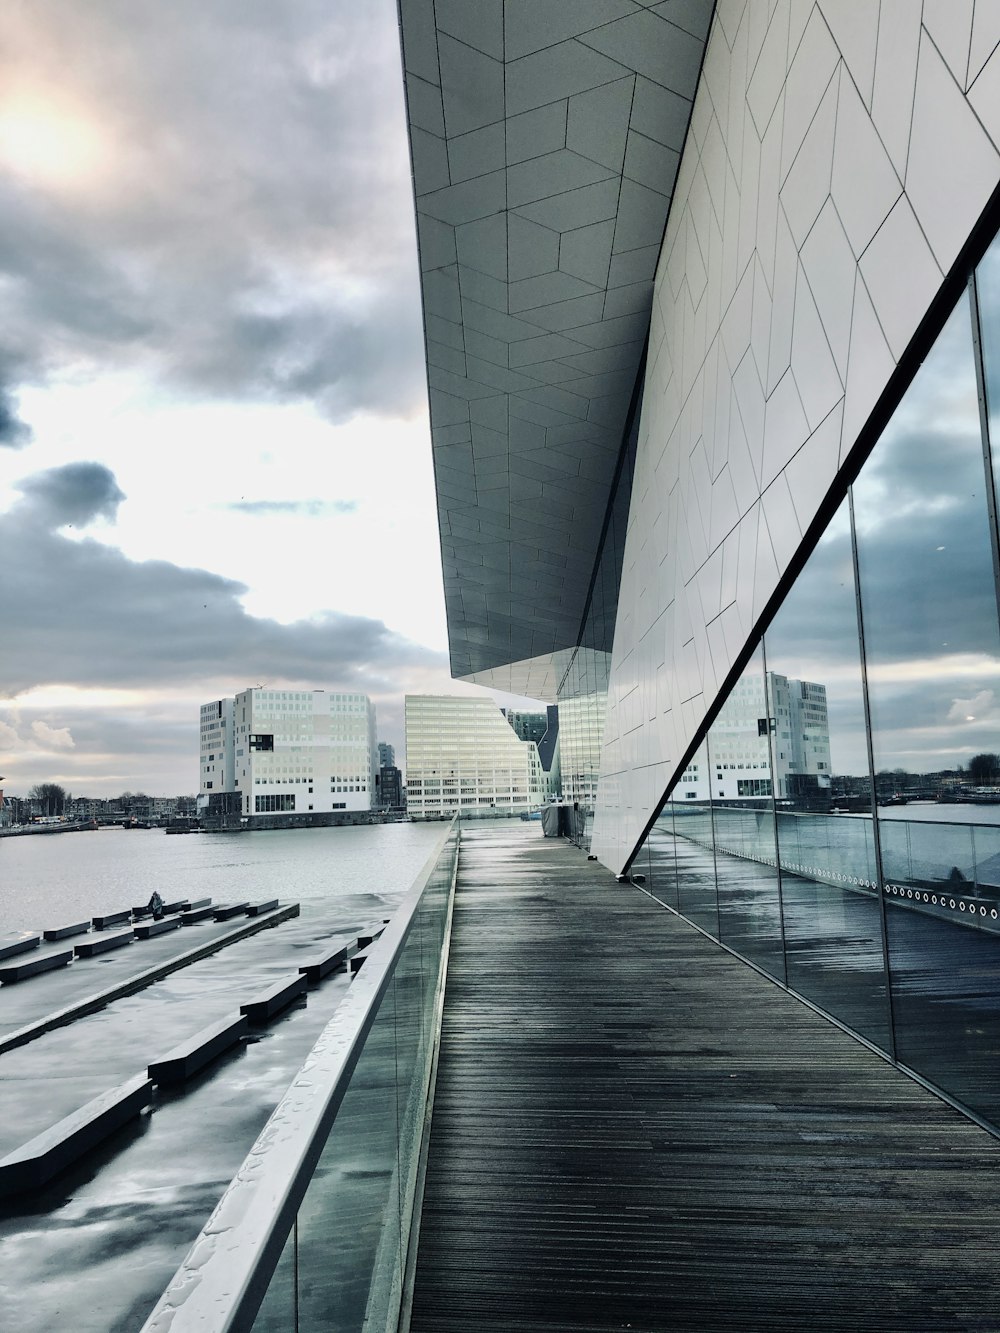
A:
142;815;460;1332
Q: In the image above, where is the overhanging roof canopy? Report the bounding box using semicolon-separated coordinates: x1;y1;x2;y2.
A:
400;0;711;698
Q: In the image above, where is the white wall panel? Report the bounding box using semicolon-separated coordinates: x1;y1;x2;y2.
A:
592;0;1000;873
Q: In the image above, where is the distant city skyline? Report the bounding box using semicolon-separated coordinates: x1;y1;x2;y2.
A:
0;1;540;796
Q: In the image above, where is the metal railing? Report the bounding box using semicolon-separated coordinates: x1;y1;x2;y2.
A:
142;816;460;1333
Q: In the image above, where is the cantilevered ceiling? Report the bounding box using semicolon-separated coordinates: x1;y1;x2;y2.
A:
399;0;712;695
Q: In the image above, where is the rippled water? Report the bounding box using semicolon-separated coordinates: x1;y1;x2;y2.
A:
0;822;446;934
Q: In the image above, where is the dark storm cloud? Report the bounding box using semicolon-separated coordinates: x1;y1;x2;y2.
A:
228;499;357;516
0;0;425;422
18;461;125;526
0;386;31;447
0;464;443;696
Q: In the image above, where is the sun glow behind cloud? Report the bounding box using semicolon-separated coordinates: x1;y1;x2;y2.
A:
0;91;111;191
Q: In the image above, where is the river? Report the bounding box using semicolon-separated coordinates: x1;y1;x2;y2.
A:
0;821;445;935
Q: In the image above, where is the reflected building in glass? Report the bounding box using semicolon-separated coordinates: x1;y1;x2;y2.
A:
400;3;1000;1134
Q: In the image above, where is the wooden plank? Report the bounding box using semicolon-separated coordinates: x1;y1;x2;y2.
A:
408;825;1000;1333
0;1074;152;1197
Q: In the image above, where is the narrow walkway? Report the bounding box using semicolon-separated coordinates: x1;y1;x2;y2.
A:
409;824;1000;1332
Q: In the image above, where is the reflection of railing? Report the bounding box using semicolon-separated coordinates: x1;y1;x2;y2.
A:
142;817;460;1333
663;807;1000;935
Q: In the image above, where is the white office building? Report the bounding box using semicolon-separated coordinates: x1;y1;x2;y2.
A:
405;695;545;820
679;674;831;802
199;688;377;820
199;698;236;806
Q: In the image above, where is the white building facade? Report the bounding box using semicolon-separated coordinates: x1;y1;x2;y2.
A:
405;695;545;820
199;689;377;820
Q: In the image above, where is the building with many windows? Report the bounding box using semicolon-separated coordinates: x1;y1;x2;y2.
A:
198;688;377;822
401;1;1000;1137
405;695;545;819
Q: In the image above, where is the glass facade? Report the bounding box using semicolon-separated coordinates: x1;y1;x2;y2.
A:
557;389;640;842
630;238;1000;1135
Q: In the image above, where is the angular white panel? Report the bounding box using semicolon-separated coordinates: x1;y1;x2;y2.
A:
506;40;632;115
908;32;1000;269
858;195;943;360
438;33;504;136
780;4;839;180
760;471;802;571
579;10;706;96
830;70;902;258
870;0;922;180
448;122;505;182
779;64;838;247
760;367;809;489
746;0;789;137
567;78;635;173
781;399;843;533
817;0;879;108
435;0;503;57
968;4;1000;90
504;0;639;61
790;258;843;430
840;271;895;464
922;0;975;89
506;102;568;165
799;198;856;381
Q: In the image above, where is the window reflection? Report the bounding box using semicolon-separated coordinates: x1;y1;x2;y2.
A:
854;286;1000;1120
763;500;888;1048
707;647;785;979
671;742;719;937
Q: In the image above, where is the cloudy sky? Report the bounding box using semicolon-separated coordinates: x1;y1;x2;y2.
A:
0;0;533;797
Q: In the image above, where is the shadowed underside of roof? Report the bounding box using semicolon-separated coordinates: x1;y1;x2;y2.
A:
399;0;713;697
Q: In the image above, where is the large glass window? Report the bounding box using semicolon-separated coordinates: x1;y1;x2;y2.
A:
708;648;785;980
852;289;1000;1120
764;500;889;1048
671;743;719;937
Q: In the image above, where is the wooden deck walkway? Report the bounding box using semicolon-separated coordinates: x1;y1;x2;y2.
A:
408;823;1000;1332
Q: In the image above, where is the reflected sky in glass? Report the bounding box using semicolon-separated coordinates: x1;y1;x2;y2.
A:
853;290;1000;776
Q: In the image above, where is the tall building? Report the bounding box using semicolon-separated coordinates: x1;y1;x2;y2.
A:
377;765;404;810
680;673;831;802
378;741;395;770
405;695;545;819
400;3;1000;1134
198;689;377;822
500;709;547;745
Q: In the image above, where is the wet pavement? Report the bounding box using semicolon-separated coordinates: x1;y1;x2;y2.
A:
0;888;399;1332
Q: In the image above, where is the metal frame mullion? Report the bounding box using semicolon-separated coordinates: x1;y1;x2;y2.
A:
848;488;898;1064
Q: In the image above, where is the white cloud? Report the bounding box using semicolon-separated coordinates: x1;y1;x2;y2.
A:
947;689;1000;725
0;719;18;749
30;719;75;749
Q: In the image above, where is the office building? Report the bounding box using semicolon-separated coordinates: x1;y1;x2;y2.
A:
401;2;1000;1134
500;709;546;745
405;694;545;819
378;765;404;810
378;741;395;770
198;688;377;821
